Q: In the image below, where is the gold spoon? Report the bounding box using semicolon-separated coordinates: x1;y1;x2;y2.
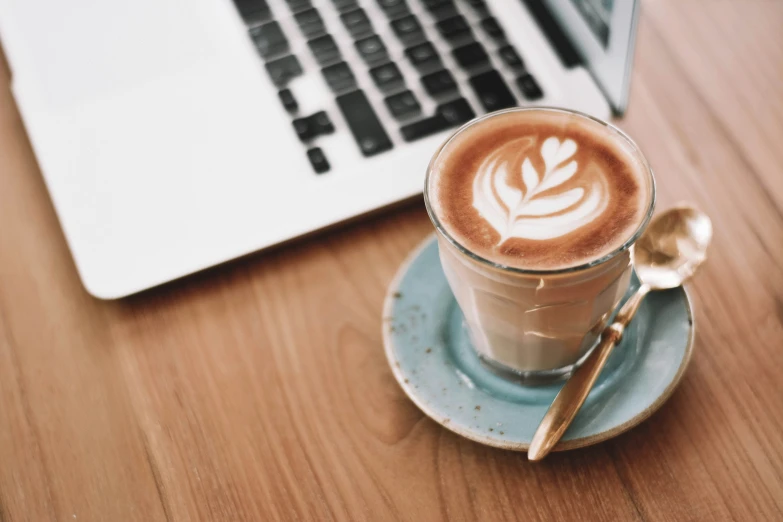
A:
528;205;713;461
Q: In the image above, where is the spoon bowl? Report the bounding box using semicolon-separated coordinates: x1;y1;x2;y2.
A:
634;205;713;290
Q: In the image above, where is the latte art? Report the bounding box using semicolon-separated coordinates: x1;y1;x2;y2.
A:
472;136;608;243
428;108;652;270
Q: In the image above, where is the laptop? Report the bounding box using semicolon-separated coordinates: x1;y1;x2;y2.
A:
0;0;639;298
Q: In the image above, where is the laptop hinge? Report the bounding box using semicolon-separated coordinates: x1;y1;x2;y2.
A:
520;0;583;69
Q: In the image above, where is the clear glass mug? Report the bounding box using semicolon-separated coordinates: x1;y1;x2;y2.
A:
423;108;656;384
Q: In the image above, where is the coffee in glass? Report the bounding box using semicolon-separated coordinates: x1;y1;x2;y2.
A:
425;107;655;384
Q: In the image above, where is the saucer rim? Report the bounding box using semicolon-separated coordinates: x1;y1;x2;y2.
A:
382;233;695;452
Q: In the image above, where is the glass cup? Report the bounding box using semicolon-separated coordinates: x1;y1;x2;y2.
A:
424;108;656;385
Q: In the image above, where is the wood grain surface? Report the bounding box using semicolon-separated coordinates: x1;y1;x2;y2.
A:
1;1;782;520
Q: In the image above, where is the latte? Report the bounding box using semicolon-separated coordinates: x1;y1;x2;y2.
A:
427;109;653;270
424;108;656;382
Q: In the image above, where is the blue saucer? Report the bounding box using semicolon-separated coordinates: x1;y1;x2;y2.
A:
383;235;695;452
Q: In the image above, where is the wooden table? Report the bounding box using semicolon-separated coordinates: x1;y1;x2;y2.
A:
1;2;782;520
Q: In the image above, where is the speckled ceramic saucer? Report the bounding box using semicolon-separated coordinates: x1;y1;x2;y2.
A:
382;234;694;452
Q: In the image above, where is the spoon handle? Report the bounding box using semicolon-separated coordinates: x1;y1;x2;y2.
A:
528;283;652;461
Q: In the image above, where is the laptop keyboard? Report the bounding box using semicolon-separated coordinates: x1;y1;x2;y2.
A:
234;0;544;174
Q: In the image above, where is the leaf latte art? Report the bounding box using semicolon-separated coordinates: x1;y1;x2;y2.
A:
429;109;652;270
472;136;608;243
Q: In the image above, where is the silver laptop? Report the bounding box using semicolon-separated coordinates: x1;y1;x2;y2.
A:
0;0;639;298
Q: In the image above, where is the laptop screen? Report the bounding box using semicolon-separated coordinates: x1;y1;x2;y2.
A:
546;0;640;114
569;0;613;48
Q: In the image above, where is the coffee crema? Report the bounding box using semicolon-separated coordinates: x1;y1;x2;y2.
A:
428;109;653;270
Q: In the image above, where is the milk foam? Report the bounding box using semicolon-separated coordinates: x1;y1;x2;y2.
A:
472;136;608;242
428;109;653;270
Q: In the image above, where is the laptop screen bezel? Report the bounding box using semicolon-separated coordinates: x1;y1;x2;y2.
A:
544;0;641;115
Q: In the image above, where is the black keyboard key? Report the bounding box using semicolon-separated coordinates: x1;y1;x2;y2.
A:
468;0;489;16
234;0;271;25
516;73;544;100
355;35;389;65
464;0;489;18
370;62;405;92
307;148;330;174
436;15;472;43
308;35;341;66
391;15;425;45
469;70;517;111
250;22;289;59
333;0;358;10
332;0;358;11
292;111;335;142
285;0;311;12
310;111;335;134
438;97;475;125
405;42;442;72
278;88;298;113
452;42;489;71
481;17;505;40
335;90;393;156
265;55;303;87
376;0;408;17
401;116;448;142
322;62;357;93
422;69;458;98
295;8;325;38
498;45;524;70
400;98;474;141
340;8;373;39
421;0;457;19
385;90;422;119
293;117;316;141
